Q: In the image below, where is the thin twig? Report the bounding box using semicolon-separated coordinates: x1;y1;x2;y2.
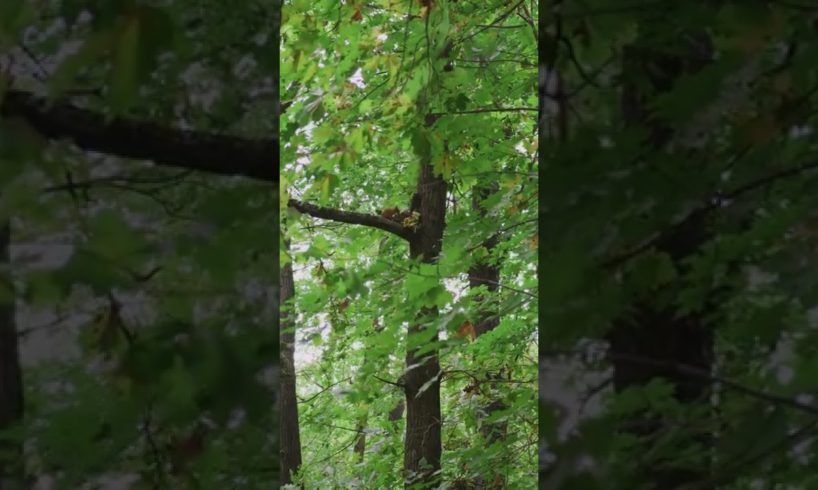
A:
141;401;166;489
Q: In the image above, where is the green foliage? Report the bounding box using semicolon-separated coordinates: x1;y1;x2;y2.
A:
282;0;537;486
541;1;818;487
2;0;280;487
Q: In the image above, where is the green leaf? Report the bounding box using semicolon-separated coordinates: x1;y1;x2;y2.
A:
86;208;148;260
0;0;34;50
52;248;127;295
626;252;677;295
49;29;114;98
109;13;141;112
160;356;199;421
405;272;439;307
717;405;789;463
23;271;64;306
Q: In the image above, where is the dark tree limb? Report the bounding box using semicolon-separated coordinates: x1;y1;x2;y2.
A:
1;90;278;183
373;374;405;389
0;222;22;486
288;198;413;240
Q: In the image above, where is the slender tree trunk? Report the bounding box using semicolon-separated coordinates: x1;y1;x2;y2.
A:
607;31;714;489
0;222;23;489
404;161;446;489
352;316;390;464
280;239;302;486
467;184;507;489
353;417;366;462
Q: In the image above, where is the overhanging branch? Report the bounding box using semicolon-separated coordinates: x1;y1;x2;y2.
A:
288;198;412;240
1;90;277;183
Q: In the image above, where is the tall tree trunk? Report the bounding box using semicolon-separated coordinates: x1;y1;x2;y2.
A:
607;30;714;489
0;222;23;488
404;161;447;489
280;239;302;486
468;184;507;489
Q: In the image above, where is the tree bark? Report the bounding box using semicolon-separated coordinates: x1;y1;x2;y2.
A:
468;184;507;489
404;161;447;489
607;31;714;489
280;239;302;486
0;222;23;488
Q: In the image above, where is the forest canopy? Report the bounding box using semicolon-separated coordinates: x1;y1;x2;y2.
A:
539;1;818;489
280;0;538;488
1;0;279;488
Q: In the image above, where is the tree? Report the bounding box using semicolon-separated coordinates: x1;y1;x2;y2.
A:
281;0;537;488
607;25;715;488
541;1;818;488
1;0;280;486
280;238;302;485
464;183;508;489
0;223;23;488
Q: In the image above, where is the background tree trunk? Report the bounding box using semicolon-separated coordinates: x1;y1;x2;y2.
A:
404;160;447;489
608;31;714;488
0;222;23;488
280;239;302;486
468;184;507;489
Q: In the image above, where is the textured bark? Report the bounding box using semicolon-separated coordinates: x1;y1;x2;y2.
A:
0;222;23;488
608;32;714;489
280;239;302;486
389;398;405;424
404;161;447;489
468;184;507;489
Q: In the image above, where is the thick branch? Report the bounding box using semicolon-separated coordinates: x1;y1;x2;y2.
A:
288;198;412;240
1;90;277;183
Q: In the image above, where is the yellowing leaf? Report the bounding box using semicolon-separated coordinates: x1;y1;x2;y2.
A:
504;175;521;190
